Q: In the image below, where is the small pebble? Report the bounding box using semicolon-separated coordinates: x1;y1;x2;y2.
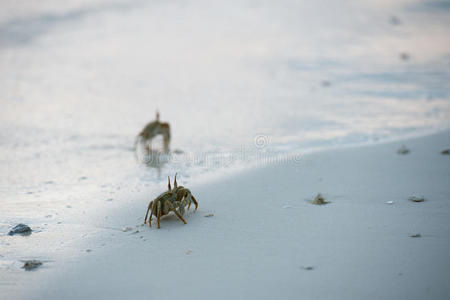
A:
312;193;328;205
86;249;92;253
185;249;192;255
122;226;133;232
397;145;410;154
8;224;32;236
389;15;401;25
441;149;450;155
23;260;42;271
321;80;331;87
409;195;425;202
410;234;421;238
385;200;394;204
204;213;214;217
302;266;314;271
399;52;410;61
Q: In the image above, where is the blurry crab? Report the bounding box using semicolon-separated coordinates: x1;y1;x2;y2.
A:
144;174;198;228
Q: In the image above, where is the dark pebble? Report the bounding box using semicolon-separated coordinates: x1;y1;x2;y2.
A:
23;260;42;271
8;224;32;236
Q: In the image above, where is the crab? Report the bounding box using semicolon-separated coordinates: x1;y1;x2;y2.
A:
144;174;198;228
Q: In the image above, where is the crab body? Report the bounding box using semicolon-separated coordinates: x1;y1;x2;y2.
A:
144;174;198;228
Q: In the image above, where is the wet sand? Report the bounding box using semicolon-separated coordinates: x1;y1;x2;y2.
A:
3;130;449;300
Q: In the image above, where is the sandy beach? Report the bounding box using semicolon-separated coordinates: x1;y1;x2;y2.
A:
3;130;448;300
1;1;450;299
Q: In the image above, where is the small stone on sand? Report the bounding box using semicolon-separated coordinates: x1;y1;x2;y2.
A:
399;52;410;61
397;145;410;154
122;226;133;232
409;195;424;202
321;80;331;87
441;149;450;155
23;260;42;271
312;193;328;205
389;15;401;25
410;234;421;238
204;213;214;217
385;200;394;204
8;224;32;236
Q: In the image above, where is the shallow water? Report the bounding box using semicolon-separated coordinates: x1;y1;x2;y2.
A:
1;0;450;286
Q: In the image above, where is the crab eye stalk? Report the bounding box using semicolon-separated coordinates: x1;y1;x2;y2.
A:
174;173;178;188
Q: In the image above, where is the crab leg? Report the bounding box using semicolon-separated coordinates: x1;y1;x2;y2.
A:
168;176;171;191
168;202;187;224
173;210;187;224
144;201;153;224
157;201;162;229
148;201;156;227
191;195;198;210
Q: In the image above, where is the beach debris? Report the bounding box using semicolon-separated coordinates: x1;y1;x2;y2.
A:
441;149;450;155
389;15;401;25
312;193;329;205
397;145;410;154
22;260;42;271
410;234;421;238
122;226;133;232
185;249;192;255
409;195;425;202
8;224;32;236
204;213;214;217
321;80;331;87
144;174;198;229
385;200;394;204
399;52;410;61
